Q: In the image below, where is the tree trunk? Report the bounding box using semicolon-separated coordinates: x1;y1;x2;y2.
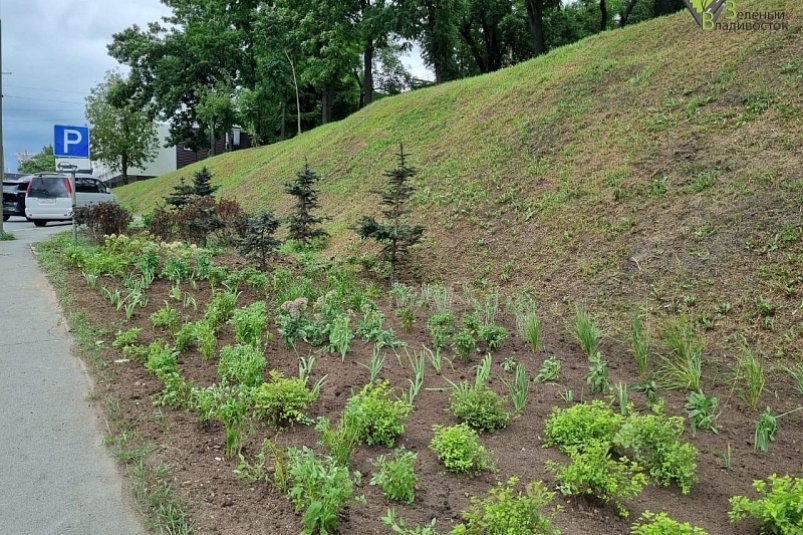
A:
280;98;287;140
524;0;546;56
363;42;374;106
620;0;639;27
600;0;608;30
121;154;129;185
654;0;672;16
459;23;487;73
321;84;334;124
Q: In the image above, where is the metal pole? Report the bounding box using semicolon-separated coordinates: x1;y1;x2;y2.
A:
0;19;5;237
71;170;77;242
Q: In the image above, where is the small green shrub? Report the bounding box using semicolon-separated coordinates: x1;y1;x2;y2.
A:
478;324;508;351
287;446;361;535
343;381;412;447
204;290;240;328
685;390;719;435
253;370;321;426
217;344;266;387
427;310;455;351
544;401;624;453
449;386;509;433
547;440;648;517
614;413;698;494
230;301;268;348
430;423;496;474
113;327;142;349
370;448;418;503
150;303;180;332
729;474;803;534
631;511;709;534
451;477;561;535
452;329;477;361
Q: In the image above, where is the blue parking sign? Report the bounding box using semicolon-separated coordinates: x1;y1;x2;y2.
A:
54;125;90;158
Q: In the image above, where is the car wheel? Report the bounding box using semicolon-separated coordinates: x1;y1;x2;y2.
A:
33;220;48;227
2;214;8;222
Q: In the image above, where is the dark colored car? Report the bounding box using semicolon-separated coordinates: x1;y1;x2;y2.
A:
2;175;32;221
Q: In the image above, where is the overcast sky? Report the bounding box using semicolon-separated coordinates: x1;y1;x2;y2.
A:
0;0;430;173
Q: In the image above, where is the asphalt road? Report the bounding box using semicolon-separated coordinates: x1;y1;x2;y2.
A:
0;218;144;534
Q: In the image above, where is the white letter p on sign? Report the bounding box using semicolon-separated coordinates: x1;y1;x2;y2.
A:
64;129;83;152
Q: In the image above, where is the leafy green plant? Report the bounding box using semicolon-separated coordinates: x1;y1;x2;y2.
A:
544;401;624;453
452;477;561;535
573;307;601;357
397;306;415;333
217;344;266;387
234;439;289;492
685;390;719;435
381;509;438;535
548;439;647;517
729;474;803;535
478;324;508;352
586;352;611;393
502;363;529;413
342;381;412;447
327;314;352;360
452;329;477;361
614;413;698;494
734;345;765;410
193;383;253;457
752;406;803;453
150;303;181;332
113;327;142;350
253;370;323;426
659;319;703;391
536;356;561;382
204;290;240;328
630;313;650;376
631;511;709;534
430;423;496;474
230;301;268;348
427;310;455;351
447;355;510;432
316;416;360;467
286;446;362;535
370;448;418;503
82;270;99;289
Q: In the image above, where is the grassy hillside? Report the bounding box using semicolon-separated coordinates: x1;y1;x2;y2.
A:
119;0;802;358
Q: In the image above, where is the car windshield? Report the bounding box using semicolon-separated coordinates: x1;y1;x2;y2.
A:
28;176;69;199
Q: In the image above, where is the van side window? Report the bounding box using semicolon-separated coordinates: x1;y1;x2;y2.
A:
76;179;100;193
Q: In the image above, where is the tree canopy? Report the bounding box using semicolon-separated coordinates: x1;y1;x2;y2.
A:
18;145;55;174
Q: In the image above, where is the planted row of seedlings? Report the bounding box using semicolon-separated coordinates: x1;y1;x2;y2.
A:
63;233;802;535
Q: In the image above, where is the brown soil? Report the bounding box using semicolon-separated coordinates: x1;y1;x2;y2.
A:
62;262;802;535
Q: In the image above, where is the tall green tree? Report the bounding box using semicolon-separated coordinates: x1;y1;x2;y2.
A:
18;145;55;174
284;161;329;246
356;144;425;283
85;72;158;184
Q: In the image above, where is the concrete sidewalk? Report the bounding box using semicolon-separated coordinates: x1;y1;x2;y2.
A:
0;226;144;535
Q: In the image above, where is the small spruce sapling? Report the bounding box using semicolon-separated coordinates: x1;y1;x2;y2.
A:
284;161;329;246
238;210;281;268
356;143;425;283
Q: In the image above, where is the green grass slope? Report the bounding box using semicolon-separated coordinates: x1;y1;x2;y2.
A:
119;0;802;357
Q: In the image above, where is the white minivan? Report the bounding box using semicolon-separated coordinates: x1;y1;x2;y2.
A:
25;173;116;227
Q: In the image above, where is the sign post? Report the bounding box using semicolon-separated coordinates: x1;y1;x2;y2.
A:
54;125;90;242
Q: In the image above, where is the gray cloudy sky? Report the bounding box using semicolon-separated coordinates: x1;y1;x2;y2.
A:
1;0;172;171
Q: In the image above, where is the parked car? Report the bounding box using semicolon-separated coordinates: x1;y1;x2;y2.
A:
25;173;115;227
2;175;32;221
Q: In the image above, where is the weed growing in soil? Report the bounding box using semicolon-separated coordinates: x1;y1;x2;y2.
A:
361;347;387;382
403;350;426;404
113;327;142;349
452;328;477;361
231;301;268;348
286;446;362;535
521;313;542;355
685;390;719;435
659;318;703;391
430;423;496;474
316;416;360;467
573;307;601;357
631;511;709;534
150;303;181;332
536;356;561;382
781;363;803;395
204;290;240;328
343;381;412;446
427;310;456;351
586;352;611;393
327;314;352;360
253;370;322;426
235;439;289;492
218;344;266;387
734;346;765;410
631;313;651;376
754;408;778;452
502;363;529;413
381;509;438;534
452;477;561;535
548;439;647;517
370;448;418;503
729;474;803;534
614;382;629;416
478;324;508;352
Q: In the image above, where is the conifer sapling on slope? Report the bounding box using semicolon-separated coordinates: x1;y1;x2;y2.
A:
356;144;425;282
192;166;219;197
284;161;329;246
238;210;282;268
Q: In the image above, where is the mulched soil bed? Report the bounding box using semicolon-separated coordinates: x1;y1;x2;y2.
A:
61;261;802;535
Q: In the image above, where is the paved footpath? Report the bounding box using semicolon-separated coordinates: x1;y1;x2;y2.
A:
0;222;144;535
